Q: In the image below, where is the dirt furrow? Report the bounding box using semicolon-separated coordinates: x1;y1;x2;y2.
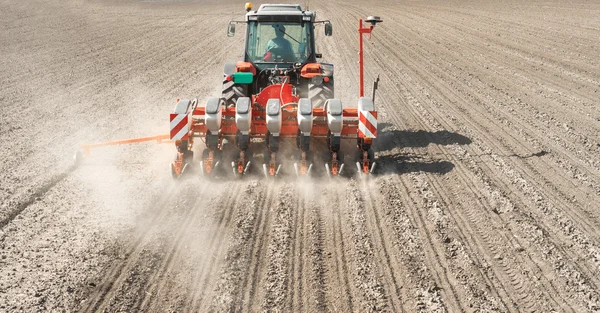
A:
259;185;295;311
356;180;406;312
184;181;246;311
375;17;600;188
370;23;600;252
415;7;600;85
372;54;570;311
392;61;600;294
140;181;245;312
304;187;328;311
341;180;390;312
238;182;277;312
204;181;271;312
395;173;486;311
287;185;306;311
0;170;73;229
404;10;600;125
376;40;600;308
323;187;355;312
79;183;180;312
3;1;600;312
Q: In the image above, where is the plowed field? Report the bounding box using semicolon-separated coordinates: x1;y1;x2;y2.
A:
1;0;599;312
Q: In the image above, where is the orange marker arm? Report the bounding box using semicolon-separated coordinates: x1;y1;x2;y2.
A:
80;134;171;157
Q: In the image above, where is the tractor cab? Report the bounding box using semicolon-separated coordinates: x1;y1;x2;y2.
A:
223;3;334;109
244;4;317;69
246;21;312;66
228;4;331;70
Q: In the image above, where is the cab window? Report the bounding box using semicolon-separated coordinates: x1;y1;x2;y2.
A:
247;22;311;64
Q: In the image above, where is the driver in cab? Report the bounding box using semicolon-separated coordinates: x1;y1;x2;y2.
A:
263;24;295;62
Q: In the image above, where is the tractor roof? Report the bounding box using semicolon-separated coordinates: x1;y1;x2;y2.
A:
257;4;302;12
246;4;315;22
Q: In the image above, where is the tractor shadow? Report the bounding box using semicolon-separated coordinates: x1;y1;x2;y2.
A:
373;123;472;175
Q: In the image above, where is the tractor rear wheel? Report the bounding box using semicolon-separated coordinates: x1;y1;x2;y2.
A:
222;79;247;107
309;77;334;108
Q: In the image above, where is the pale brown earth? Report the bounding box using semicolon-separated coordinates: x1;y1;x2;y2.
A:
1;0;599;312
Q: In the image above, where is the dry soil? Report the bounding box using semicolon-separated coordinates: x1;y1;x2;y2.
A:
1;0;599;312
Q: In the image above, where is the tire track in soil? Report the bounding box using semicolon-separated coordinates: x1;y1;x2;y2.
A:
138;181;244;312
332;4;600;308
0;168;73;229
394;174;473;312
397;83;598;309
378;69;571;310
352;180;405;312
389;91;548;311
79;182;189;313
375;46;591;310
380;14;593;216
364;14;595;300
378;30;600;298
364;51;507;310
413;169;564;312
376;177;448;312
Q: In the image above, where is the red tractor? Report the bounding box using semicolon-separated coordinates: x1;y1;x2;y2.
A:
170;3;382;178
76;3;382;179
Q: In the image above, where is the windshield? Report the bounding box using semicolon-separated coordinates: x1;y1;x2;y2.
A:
247;22;312;65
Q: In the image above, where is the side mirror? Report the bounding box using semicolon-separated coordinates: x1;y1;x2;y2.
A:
324;22;332;36
227;23;235;37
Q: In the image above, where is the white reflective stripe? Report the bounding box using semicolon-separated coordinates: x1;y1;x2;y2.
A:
359;123;376;138
364;111;377;128
172;124;189;140
359;111;377;138
170;114;187;131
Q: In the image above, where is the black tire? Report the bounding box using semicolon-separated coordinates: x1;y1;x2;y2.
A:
222;79;248;107
309;77;334;108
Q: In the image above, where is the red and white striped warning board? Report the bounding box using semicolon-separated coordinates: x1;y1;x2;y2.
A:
358;111;377;139
170;114;189;140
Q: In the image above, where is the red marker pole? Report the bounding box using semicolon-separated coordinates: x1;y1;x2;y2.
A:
358;19;373;97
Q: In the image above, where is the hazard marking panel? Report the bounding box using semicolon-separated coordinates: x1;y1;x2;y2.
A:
170;114;189;140
358;111;377;139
